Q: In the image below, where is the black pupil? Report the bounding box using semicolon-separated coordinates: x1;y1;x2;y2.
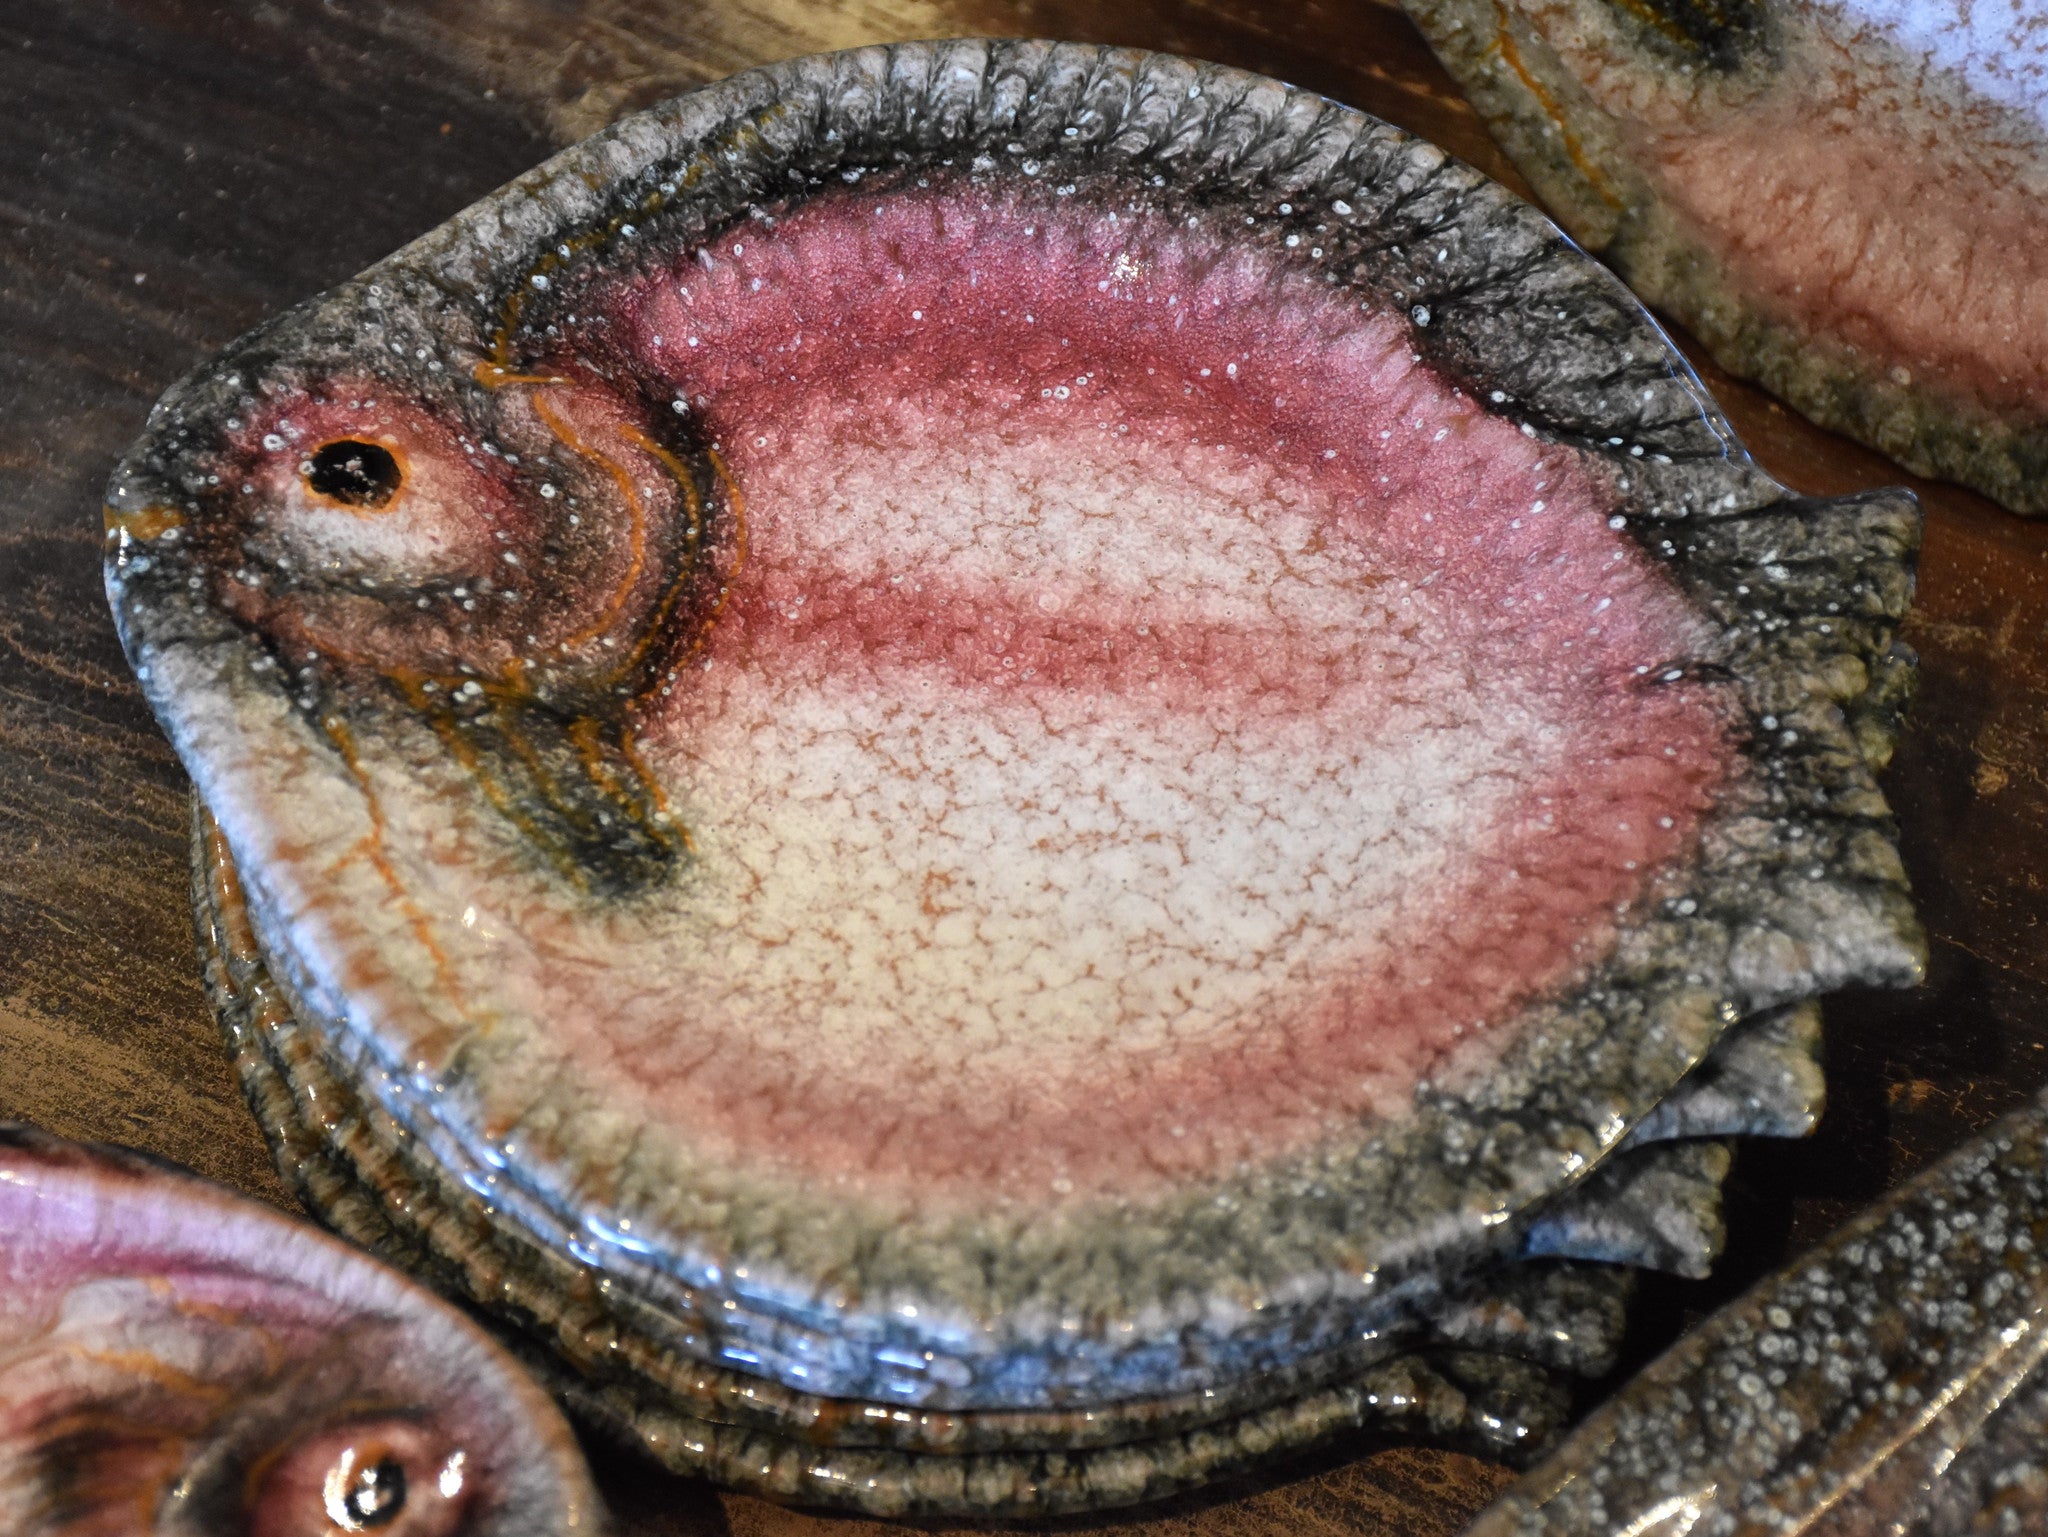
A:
342;1457;407;1527
306;440;402;508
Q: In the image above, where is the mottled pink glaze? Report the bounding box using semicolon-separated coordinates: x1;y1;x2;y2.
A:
200;177;1740;1208
1645;98;2048;413
1524;0;2048;416
458;181;1736;1203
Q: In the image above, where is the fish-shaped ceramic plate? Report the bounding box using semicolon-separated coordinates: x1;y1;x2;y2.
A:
1397;0;2048;513
109;39;1922;1515
0;1124;602;1536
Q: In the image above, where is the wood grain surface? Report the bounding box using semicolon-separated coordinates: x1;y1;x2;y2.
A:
3;3;2045;1532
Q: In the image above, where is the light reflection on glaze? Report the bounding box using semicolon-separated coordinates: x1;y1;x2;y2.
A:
0;1126;602;1537
98;38;1923;1446
168;174;1742;1205
1466;1090;2048;1536
1399;0;2048;510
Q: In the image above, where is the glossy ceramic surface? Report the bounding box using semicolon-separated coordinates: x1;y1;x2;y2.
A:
0;1124;603;1537
103;38;1919;1514
1469;1086;2048;1535
1397;0;2048;513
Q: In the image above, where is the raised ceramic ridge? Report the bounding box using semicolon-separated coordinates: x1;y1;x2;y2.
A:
1397;0;2048;512
1470;1089;2048;1534
110;39;1922;1410
192;805;1610;1513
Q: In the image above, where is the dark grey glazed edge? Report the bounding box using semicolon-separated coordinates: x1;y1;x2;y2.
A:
108;39;1923;1411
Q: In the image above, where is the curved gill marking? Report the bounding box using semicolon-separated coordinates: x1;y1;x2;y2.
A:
274;379;695;885
283;651;584;878
1489;0;1626;212
566;715;631;804
617;425;703;558
614;423;708;674
385;672;585;887
478;102;793;371
529;394;650;651
317;712;459;1009
683;446;747;669
617;726;693;853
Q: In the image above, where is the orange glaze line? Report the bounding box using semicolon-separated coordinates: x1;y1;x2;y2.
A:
1609;0;1731;52
613;423;706;677
318;713;458;1007
388;673;579;884
103;503;187;543
1490;0;1625;212
566;714;630;802
478;102;791;370
57;1346;233;1404
473;360;570;389
492;698;590;821
595;430;715;854
618;424;704;556
531;394;651;651
617;725;694;853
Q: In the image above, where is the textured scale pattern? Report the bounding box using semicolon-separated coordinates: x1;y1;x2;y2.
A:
106;39;1921;1514
0;1127;602;1537
1469;1089;2048;1536
1397;0;2048;512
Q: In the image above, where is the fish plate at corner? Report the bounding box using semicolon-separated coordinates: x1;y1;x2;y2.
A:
1393;0;2048;514
103;40;1923;1518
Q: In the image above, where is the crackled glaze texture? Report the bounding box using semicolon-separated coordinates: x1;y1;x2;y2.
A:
1398;0;2048;513
108;40;1921;1514
0;1126;602;1537
254;176;1736;1206
1468;1088;2048;1536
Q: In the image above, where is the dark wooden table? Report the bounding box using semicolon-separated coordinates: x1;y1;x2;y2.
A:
6;3;2046;1532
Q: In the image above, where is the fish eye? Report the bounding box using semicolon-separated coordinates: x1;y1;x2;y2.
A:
249;1420;470;1537
325;1446;407;1528
306;439;404;510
